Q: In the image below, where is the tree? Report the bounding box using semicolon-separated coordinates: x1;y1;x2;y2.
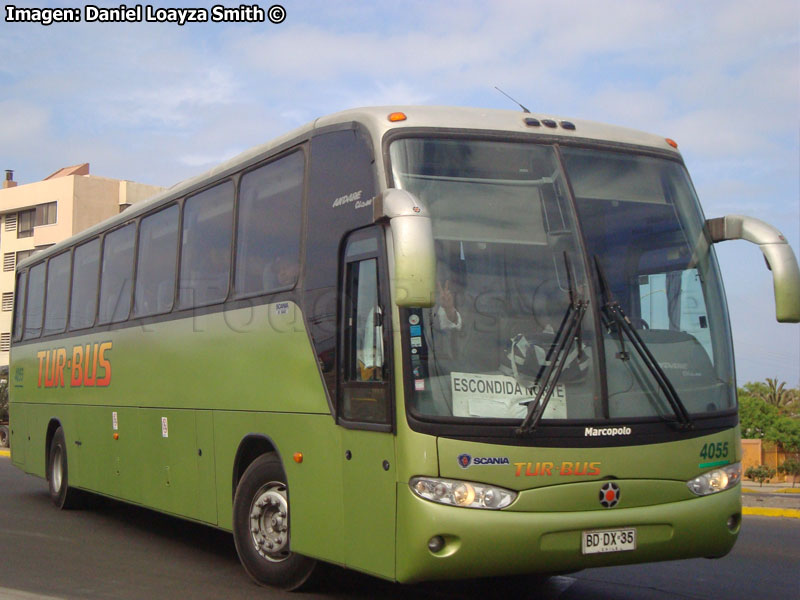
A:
765;417;800;454
777;458;800;488
745;464;776;487
743;378;798;414
738;395;780;439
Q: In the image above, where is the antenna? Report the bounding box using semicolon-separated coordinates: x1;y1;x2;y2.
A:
494;86;531;113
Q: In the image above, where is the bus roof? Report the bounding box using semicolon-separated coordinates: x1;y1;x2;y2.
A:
18;106;681;269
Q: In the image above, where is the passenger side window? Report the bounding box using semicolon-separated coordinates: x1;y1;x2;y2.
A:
235;151;304;296
98;224;135;325
43;251;71;335
24;262;45;339
135;205;179;317
69;238;100;331
179;181;234;308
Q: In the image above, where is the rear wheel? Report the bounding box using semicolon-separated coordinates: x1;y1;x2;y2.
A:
48;427;82;509
232;453;316;590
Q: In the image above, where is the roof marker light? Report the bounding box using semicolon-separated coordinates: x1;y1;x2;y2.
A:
388;112;407;122
666;138;678;149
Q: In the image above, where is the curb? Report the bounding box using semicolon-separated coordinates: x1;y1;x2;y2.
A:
0;449;10;457
742;507;800;519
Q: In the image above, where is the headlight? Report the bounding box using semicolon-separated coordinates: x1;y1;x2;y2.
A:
686;462;741;496
410;476;516;509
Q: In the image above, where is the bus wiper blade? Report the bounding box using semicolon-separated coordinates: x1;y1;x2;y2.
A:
593;257;693;429
516;252;587;436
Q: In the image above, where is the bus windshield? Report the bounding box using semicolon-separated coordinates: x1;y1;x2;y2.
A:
389;138;736;425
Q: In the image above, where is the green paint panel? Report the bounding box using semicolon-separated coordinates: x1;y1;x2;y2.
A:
211;410;346;566
437;429;741;490
341;427;396;578
395;484;740;583
508;479;695;512
8;402;27;468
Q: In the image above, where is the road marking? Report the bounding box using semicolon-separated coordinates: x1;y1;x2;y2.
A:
0;588;64;600
743;507;800;519
0;528;75;543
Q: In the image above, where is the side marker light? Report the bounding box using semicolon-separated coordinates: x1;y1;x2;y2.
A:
388;112;407;122
666;138;678;149
293;452;303;463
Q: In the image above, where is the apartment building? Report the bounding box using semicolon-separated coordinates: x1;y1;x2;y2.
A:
0;164;164;367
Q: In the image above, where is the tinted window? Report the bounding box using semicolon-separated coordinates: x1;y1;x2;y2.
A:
43;252;71;335
179;181;234;308
24;262;45;339
235;151;304;296
135;205;179;317
12;270;27;341
98;224;135;324
304;129;377;400
69;238;100;330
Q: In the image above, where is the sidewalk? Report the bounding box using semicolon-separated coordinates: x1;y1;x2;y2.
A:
741;479;800;518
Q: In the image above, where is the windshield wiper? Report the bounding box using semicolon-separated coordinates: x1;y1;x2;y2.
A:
516;253;587;436
593;256;693;429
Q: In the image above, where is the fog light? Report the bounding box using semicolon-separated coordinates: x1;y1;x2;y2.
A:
428;535;445;553
726;513;741;531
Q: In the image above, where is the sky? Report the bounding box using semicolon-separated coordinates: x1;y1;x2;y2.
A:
1;0;798;386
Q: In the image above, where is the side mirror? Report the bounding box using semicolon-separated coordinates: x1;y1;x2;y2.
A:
374;189;436;307
706;215;800;323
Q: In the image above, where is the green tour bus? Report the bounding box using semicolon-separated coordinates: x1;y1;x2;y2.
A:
9;106;800;590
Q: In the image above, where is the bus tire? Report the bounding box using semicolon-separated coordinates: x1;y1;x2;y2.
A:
47;427;82;509
232;453;316;591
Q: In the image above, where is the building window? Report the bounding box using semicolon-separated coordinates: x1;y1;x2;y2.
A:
17;209;34;238
5;214;17;231
3;253;14;272
0;333;10;352
35;202;57;226
1;292;12;311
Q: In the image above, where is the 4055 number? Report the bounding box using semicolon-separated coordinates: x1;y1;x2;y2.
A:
700;441;729;460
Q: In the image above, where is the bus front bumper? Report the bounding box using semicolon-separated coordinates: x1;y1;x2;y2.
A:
395;483;740;583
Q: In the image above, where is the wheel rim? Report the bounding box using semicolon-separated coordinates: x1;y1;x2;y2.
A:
51;446;63;493
248;482;290;562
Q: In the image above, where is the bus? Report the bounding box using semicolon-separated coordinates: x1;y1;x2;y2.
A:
9;106;800;590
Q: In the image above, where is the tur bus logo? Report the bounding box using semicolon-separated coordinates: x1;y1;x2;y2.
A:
36;342;113;388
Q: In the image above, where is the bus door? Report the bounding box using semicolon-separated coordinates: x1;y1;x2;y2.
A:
338;227;396;579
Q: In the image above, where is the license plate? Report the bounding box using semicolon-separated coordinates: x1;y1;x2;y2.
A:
581;527;637;554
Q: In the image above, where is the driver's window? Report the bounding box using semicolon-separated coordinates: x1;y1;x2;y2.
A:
347;258;384;382
340;229;391;427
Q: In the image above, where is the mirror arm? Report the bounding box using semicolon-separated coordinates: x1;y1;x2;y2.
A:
706;215;800;323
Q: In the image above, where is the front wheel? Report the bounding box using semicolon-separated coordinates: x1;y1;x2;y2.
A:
48;426;82;509
232;453;316;590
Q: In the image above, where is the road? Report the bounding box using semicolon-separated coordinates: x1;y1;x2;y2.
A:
0;456;798;600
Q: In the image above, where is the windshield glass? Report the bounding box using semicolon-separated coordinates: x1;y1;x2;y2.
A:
562;148;736;416
390;138;600;422
390;138;736;424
